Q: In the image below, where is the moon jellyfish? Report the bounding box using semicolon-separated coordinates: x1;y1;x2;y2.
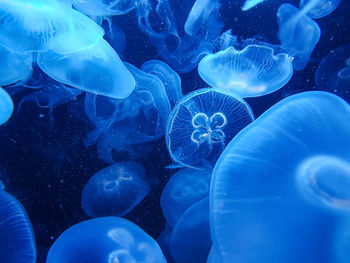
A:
81;162;150;217
161;168;211;226
37;39;135;99
141;60;182;108
166;88;254;167
198;45;293;98
277;3;321;70
46;217;167;263
170;198;211;263
211;91;350;263
316;44;350;101
242;0;266;11
0;87;14;125
0;187;36;263
299;0;342;19
72;0;136;16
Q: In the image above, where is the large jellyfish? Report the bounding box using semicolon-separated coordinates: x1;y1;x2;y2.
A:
161;168;211;226
141;60;182;108
166;88;254;167
315;44;350;101
37;39;135;99
198;45;293;98
81;162;150;217
299;0;342;19
277;3;321;70
210;91;350;263
0;186;36;263
46;217;167;263
0;87;14;125
72;0;136;16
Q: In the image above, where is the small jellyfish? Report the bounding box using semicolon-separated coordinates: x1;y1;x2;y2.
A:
166;88;254;167
141;60;182;108
0;189;36;263
81;162;150;217
72;0;136;16
37;39;135;99
0;87;14;125
46;217;167;263
211;91;350;263
299;0;342;19
198;45;293;98
277;3;321;70
161;168;211;226
242;0;266;11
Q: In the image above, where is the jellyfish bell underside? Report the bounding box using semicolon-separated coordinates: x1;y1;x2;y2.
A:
299;0;342;19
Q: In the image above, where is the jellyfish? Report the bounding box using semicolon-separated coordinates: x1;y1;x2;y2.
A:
141;60;182;108
0;0;104;53
242;0;266;11
81;162;150;217
277;3;321;70
210;91;350;263
315;44;350;101
166;88;254;167
37;39;135;99
161;168;211;226
198;45;293;98
72;0;136;16
299;0;342;19
46;217;167;263
0;87;14;125
0;188;36;263
170;197;211;263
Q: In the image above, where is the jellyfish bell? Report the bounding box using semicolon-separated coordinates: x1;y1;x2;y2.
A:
0;87;14;125
299;0;342;19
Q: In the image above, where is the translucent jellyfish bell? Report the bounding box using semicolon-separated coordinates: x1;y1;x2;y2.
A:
46;217;167;263
299;0;342;19
81;162;150;217
0;87;14;125
72;0;137;16
166;88;254;167
198;45;293;98
211;91;350;263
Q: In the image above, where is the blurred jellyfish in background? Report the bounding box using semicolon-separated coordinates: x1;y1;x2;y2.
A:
0;87;14;125
210;91;350;263
81;162;150;217
161;168;211;226
84;62;171;163
316;44;350;101
72;0;137;16
166;88;254;167
170;197;211;263
141;60;182;108
0;184;36;263
46;217;167;263
198;45;294;98
277;3;321;70
299;0;342;19
241;0;266;11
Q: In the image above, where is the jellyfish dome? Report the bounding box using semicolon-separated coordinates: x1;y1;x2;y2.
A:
161;168;211;226
211;91;350;263
81;162;150;217
0;87;14;125
166;88;254;167
198;45;293;98
0;189;36;263
72;0;137;16
46;217;167;263
299;0;342;19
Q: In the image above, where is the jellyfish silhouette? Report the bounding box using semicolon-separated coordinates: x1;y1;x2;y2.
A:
277;3;321;70
37;39;135;99
0;188;36;263
81;162;150;217
141;60;182;108
161;168;211;226
211;91;350;263
46;217;167;263
198;45;293;98
316;44;350;101
0;87;14;125
299;0;342;19
242;0;266;11
72;0;136;16
170;197;211;263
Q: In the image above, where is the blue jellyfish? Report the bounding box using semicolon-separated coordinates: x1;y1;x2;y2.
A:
0;187;36;263
81;162;150;217
46;217;167;263
166;88;254;167
277;3;321;70
161;168;211;226
37;39;135;99
170;197;211;263
198;45;293;98
299;0;342;19
0;87;14;125
0;0;104;53
210;91;350;263
241;0;266;11
72;0;136;16
316;44;350;101
141;60;182;108
84;62;171;163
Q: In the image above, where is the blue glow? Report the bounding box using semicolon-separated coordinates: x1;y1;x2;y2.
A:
299;0;342;19
242;0;265;11
72;0;136;16
0;87;14;125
